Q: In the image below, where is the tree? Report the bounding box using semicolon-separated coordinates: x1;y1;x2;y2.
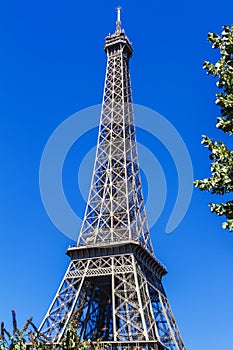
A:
0;311;107;350
194;25;233;232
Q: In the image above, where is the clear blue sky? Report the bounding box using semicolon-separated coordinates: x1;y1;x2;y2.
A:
1;1;233;349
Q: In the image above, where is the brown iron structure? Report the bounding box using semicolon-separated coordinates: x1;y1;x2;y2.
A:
39;8;186;350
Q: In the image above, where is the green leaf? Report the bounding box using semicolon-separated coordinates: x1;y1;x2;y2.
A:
195;25;233;232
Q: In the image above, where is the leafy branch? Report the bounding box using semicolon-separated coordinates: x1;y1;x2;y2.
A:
194;25;233;232
0;312;108;350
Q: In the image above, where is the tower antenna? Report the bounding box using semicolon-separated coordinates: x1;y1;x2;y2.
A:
116;6;122;32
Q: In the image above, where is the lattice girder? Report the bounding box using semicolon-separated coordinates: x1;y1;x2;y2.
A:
39;19;186;350
39;245;185;350
77;30;153;254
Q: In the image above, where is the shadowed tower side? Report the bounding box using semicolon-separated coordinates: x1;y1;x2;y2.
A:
39;8;186;350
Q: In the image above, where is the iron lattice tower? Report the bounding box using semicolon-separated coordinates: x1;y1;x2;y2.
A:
39;8;186;350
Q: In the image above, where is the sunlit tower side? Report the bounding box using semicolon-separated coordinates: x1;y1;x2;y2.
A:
39;8;186;350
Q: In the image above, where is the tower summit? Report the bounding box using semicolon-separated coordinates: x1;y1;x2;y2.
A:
39;9;186;350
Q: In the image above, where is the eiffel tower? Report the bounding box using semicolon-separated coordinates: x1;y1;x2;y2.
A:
39;8;186;350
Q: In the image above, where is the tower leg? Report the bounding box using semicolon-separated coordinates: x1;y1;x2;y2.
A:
39;253;185;349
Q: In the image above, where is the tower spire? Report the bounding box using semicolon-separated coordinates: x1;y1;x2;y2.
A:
116;6;122;33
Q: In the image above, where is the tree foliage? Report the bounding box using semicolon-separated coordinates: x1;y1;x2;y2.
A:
194;25;233;231
0;311;106;350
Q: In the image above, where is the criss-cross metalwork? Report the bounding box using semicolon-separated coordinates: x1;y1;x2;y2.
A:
39;10;186;350
77;28;153;254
